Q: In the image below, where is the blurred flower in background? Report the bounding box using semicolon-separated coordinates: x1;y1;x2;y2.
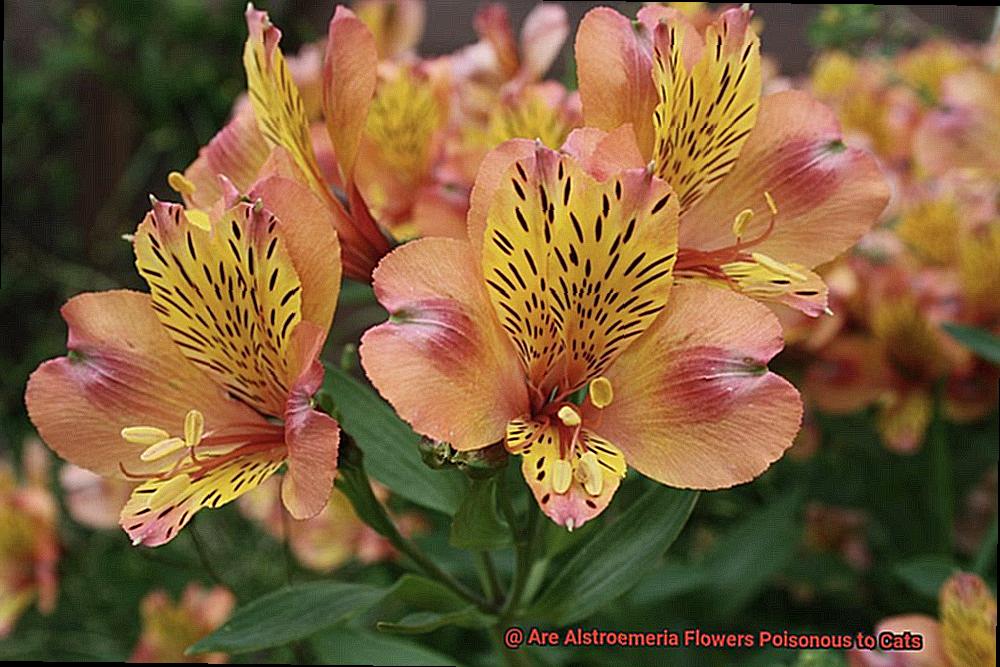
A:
128;583;235;663
0;439;59;637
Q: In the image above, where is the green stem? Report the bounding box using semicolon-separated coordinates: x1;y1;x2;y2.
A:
499;486;539;619
339;449;489;610
475;551;503;605
189;522;227;589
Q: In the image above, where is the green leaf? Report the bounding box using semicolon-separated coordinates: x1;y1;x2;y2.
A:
188;582;386;655
311;627;459;666
320;365;467;515
700;491;803;616
376;575;496;635
942;323;1000;365
450;477;511;549
528;486;698;624
895;555;959;599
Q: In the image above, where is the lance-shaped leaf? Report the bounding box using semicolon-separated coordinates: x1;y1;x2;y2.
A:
188;582;387;654
376;574;495;635
528;485;698;624
311;627;459;666
320;364;467;515
942;323;1000;365
449;477;511;550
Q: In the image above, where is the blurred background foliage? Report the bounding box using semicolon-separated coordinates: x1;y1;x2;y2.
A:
2;2;997;665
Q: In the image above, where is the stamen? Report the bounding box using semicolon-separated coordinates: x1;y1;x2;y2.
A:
764;191;778;215
576;451;604;496
167;171;196;196
184;410;205;448
552;459;573;494
732;209;755;239
121;426;171;446
750;252;808;281
139;437;186;462
557;405;582;427
588;377;614;409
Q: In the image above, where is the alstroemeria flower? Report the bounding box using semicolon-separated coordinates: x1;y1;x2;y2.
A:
361;140;801;528
0;439;58;638
129;584;235;664
26;176;342;546
174;5;391;282
575;6;889;316
238;476;421;572
848;572;997;667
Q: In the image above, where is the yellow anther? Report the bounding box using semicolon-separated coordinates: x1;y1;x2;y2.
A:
552;459;573;494
148;474;191;508
764;191;778;215
588;377;614;409
167;171;196;197
121;426;171;446
732;209;755;239
557;405;582;427
139;437;186;462
575;451;604;497
184;409;205;448
751;252;808;282
184;209;211;231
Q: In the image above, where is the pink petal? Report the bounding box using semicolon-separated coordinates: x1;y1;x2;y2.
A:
360;238;529;450
681;90;891;269
519;3;569;81
26;291;263;479
587;283;802;489
182;106;270;210
281;322;340;520
575;7;659;160
323;6;378;182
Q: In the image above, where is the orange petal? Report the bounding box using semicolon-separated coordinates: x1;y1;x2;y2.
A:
804;336;890;414
467;138;537;262
940;572;998;667
562;125;646;180
134;199;304;416
681;90;891;269
508;418;625;529
281;322;340;520
355;0;426;59
576;7;659;160
247;175;341;334
587;283;801;488
26;291;261;479
482;145;678;393
360;238;528;450
181;106;269;211
519;3;569;81
323;6;378;183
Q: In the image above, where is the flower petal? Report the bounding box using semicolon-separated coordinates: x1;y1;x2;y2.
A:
26;291;261;478
135;199;306;417
940;572;997;667
467;138;537;262
562;125;646;180
248;175;341;334
576;7;659;160
519;3;569;81
651;7;762;213
281;321;340;520
681;90;891;269
323;6;378;182
360;237;529;450
588;283;801;489
482;145;678;393
507;418;625;529
181;106;270;211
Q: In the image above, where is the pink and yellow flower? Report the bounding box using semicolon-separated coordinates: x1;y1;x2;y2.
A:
575;5;889;316
128;584;235;663
26;172;342;547
238;476;421;572
361;139;802;529
848;572;997;667
0;439;59;638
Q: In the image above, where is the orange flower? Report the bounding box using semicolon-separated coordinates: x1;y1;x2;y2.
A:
128;584;235;663
575;6;889;316
361;140;801;529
